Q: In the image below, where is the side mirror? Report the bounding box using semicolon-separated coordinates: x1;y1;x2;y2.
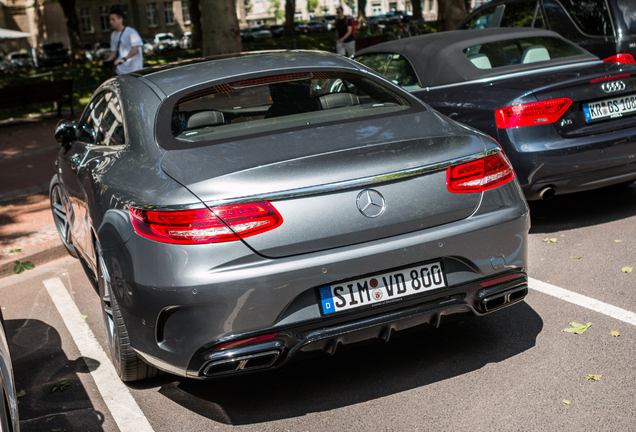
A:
54;119;77;146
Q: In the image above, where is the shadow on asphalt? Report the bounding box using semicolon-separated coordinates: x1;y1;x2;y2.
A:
5;319;106;431
134;301;542;425
529;183;636;234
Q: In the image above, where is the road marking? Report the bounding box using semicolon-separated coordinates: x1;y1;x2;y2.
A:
43;277;155;432
529;277;636;327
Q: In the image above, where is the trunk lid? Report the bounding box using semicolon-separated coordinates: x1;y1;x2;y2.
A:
160;112;486;258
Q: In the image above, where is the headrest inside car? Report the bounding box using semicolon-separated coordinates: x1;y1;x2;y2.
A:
188;111;225;128
318;93;360;110
522;46;550;64
468;53;492;69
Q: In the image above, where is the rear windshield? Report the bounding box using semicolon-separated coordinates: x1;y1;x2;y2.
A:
463;36;586;69
170;71;411;143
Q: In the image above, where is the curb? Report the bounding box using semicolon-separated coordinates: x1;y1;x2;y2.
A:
0;244;70;279
0;183;50;204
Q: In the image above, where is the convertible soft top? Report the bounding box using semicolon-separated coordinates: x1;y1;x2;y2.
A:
355;28;600;88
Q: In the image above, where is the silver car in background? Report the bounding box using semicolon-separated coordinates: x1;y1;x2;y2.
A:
50;51;529;382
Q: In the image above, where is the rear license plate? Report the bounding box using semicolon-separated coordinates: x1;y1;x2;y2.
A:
583;94;636;122
318;262;446;315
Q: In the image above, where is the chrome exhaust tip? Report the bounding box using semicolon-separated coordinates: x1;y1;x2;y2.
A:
481;286;528;313
538;186;556;200
203;350;280;377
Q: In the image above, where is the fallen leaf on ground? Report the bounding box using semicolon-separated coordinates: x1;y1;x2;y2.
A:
562;399;571;405
81;315;88;320
8;249;22;255
543;238;558;243
583;374;602;381
611;329;620;337
621;266;633;273
50;381;72;394
614;240;622;243
570;256;582;259
563;322;592;334
16;389;25;398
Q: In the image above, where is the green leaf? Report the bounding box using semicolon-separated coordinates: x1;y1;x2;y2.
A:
569;256;582;259
542;238;558;243
562;399;571;405
611;329;620;337
26;164;33;168
51;429;62;432
8;248;21;255
81;315;88;320
13;261;24;274
614;240;622;243
22;261;34;270
621;266;633;273
16;389;25;398
583;374;602;381
563;322;592;334
50;381;73;393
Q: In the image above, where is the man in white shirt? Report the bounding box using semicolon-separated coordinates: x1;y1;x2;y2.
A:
99;7;143;75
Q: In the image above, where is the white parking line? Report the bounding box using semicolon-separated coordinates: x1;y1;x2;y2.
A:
43;277;155;432
529;277;636;327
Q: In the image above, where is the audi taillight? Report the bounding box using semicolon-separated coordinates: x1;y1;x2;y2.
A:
495;98;572;129
130;201;282;244
602;53;636;64
447;152;515;193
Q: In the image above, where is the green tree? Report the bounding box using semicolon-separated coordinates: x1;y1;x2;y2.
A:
307;0;319;14
269;0;285;21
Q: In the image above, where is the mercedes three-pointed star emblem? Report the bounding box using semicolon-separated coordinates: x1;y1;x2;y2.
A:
356;189;386;218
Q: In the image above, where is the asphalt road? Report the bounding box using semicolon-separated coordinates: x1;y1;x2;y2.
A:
1;184;635;432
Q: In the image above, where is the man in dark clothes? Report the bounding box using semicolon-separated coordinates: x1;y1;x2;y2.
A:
335;6;355;57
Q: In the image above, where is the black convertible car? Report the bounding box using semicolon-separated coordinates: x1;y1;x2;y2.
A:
356;28;636;199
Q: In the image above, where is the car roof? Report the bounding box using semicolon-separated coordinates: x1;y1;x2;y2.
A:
132;50;361;96
355;28;599;87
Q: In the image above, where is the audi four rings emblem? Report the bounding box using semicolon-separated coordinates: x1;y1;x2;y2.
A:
601;81;626;93
357;189;386;218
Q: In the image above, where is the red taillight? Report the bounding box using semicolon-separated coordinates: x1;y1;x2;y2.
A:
602;53;636;64
478;273;525;288
496;98;572;129
447;152;515;193
130;201;282;244
213;332;278;351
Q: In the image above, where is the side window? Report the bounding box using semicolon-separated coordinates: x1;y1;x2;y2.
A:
384;55;421;90
356;54;421;90
78;91;126;146
544;0;613;37
461;5;501;29
500;1;545;28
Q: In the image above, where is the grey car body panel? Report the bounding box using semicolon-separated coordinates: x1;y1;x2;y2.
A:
103;180;528;375
52;51;530;379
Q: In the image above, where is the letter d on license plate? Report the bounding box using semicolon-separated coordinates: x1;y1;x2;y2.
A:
319;262;446;315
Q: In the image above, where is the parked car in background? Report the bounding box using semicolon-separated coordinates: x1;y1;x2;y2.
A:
267;24;284;37
93;42;112;61
179;31;192;49
6;51;34;71
38;42;70;67
294;22;311;34
307;20;328;32
50;50;529;382
458;0;636;63
241;26;273;42
143;38;155;54
356;28;636;200
153;32;179;52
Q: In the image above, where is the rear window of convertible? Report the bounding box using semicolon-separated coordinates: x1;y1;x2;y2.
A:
168;71;411;144
464;36;587;69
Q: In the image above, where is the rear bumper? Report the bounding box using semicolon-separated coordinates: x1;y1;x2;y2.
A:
187;274;528;379
498;123;636;199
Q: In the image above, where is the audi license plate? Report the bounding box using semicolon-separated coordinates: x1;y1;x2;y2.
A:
318;262;446;315
583;94;636;122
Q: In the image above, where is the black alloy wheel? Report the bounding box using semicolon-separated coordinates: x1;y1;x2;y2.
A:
96;243;159;382
50;182;77;258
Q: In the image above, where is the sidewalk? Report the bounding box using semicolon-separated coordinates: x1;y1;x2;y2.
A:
0;112;73;278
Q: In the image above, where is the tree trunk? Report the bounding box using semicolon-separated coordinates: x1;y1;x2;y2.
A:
284;0;295;37
412;0;423;21
436;0;467;32
200;0;241;56
357;0;367;24
189;0;203;50
58;0;85;64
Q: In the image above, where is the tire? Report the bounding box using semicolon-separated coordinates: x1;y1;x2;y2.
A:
97;244;158;381
50;180;77;258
